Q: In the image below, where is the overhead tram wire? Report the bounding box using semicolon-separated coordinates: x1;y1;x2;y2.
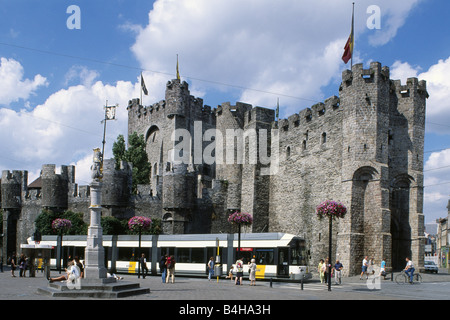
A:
0;41;319;104
3;41;450;157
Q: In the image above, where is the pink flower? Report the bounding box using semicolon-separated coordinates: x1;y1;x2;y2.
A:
316;200;347;220
228;211;253;226
51;218;72;232
128;216;152;232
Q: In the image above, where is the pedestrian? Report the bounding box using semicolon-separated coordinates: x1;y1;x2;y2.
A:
207;257;215;281
226;267;234;281
379;258;386;279
333;260;344;285
166;255;176;284
18;253;27;277
248;259;257;286
49;260;76;283
368;257;375;275
140;253;149;279
318;259;325;283
9;252;17;277
404;257;415;284
323;258;329;284
235;257;244;285
160;254;167;283
74;256;84;278
360;256;368;280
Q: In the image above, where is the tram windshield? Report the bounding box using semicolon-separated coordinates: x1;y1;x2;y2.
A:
289;238;308;266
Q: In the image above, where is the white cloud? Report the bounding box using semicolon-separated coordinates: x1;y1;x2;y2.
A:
423;149;450;223
0;66;140;186
391;57;450;135
131;0;420;117
366;0;422;46
0;57;48;105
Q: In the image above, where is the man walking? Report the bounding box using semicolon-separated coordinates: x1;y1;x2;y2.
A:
334;260;344;285
140;253;149;279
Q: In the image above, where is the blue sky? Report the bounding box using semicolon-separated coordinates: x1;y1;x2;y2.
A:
0;0;449;225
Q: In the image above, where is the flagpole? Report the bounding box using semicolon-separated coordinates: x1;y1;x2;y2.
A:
351;2;355;68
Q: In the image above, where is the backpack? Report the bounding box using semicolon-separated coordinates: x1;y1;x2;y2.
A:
167;257;174;269
159;258;166;270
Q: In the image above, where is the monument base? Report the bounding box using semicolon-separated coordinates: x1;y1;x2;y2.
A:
37;278;150;298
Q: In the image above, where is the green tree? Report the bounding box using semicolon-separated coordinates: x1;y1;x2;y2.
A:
112;134;127;170
35;209;87;235
113;132;151;192
101;216;125;235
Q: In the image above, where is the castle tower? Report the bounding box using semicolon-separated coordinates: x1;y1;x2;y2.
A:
215;102;252;214
337;62;427;274
1;170;27;257
240;107;275;233
41;164;73;211
101;159;132;217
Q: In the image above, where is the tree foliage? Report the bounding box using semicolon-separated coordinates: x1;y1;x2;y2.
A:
35;209;87;235
113;132;151;192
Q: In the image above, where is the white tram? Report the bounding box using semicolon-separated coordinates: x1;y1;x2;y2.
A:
29;232;311;280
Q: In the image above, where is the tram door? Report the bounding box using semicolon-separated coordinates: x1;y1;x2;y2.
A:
277;247;289;276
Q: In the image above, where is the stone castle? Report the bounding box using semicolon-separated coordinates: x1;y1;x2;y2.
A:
1;62;428;275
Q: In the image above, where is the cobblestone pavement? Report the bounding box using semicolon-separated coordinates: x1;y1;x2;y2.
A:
1;267;449;302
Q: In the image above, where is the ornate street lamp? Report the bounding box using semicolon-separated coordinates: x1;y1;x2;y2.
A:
228;211;253;257
52;218;72;274
128;216;152;278
316;200;347;292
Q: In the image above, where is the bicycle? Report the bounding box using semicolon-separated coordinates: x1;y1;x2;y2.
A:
395;270;422;284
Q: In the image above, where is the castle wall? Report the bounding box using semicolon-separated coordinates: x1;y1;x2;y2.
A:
267;95;344;270
1;61;426;276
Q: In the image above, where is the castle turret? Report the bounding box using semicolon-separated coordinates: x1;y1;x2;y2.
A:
1;170;27;258
165;79;190;118
101;159;132;210
41;164;72;210
1;170;26;209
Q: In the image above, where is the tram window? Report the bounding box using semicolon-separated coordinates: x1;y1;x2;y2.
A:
160;247;174;257
177;248;190;263
191;248;204;263
74;247;84;260
255;249;274;265
290;240;308;266
236;250;253;264
118;247;136;261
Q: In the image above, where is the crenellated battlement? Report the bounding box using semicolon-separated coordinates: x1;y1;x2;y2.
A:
391;78;429;99
341;62;390;87
276;95;341;133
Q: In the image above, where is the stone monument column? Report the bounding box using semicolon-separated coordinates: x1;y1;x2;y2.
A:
84;148;107;279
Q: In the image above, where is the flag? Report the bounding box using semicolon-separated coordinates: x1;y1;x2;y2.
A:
342;4;354;64
141;73;148;96
176;54;180;80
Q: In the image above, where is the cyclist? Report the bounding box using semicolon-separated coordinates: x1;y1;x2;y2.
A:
404;257;415;284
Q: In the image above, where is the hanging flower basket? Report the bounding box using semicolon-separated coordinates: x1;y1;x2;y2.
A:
128;216;152;232
228;211;253;226
52;218;72;233
316;200;347;220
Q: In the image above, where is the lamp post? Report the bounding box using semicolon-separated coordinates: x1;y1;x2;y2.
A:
52;219;72;274
316;200;347;292
128;216;152;278
228;211;253;260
